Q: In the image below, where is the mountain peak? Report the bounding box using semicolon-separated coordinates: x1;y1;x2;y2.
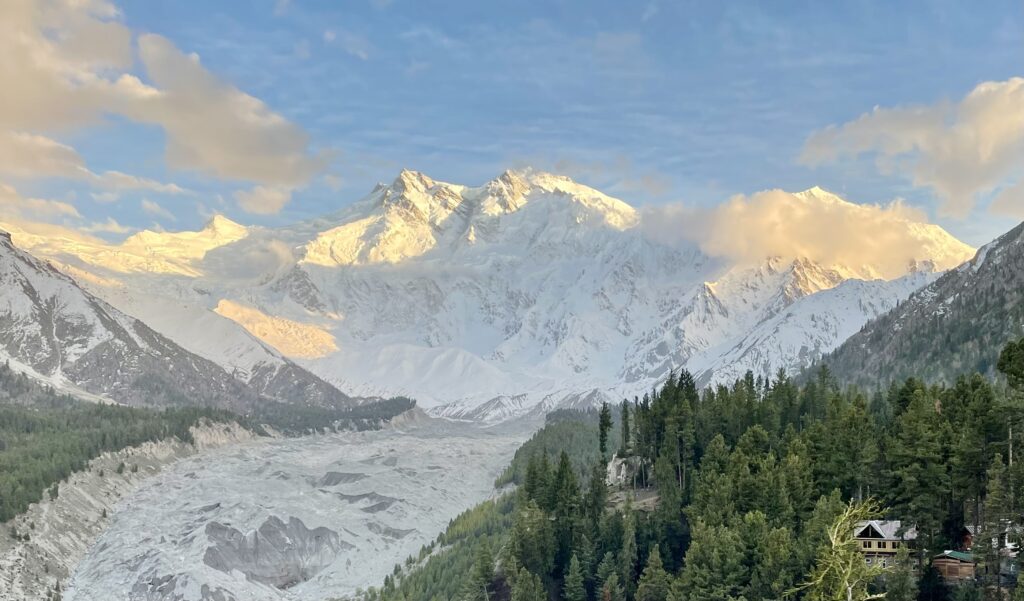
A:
203;214;247;237
794;185;845;203
392;169;437;194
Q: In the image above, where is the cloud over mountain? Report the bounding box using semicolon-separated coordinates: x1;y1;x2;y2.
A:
641;187;974;279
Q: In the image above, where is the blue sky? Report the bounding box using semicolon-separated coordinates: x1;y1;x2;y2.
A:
4;0;1023;246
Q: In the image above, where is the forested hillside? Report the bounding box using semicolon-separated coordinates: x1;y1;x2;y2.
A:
0;363;240;522
824;221;1024;388
367;341;1024;601
0;362;415;524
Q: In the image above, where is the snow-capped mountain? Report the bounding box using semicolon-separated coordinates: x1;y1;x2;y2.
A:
0;229;352;410
8;170;974;420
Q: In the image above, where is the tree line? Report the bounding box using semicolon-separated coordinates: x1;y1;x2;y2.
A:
368;338;1024;601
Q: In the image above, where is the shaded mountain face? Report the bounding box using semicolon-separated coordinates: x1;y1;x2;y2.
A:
8;170;974;421
824;221;1024;388
0;231;350;410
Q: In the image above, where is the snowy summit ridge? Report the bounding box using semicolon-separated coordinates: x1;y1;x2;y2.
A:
5;170;975;421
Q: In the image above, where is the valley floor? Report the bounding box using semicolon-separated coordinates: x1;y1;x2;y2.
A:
61;418;528;601
0;422;257;601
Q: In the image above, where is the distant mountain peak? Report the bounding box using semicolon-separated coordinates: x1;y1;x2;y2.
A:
795;185;845;202
203;214;247;236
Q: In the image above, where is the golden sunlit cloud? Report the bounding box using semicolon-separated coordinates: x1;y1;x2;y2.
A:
801;77;1024;218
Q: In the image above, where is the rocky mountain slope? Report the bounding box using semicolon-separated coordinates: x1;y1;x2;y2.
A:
0;231;351;410
824;221;1024;387
9;170;974;420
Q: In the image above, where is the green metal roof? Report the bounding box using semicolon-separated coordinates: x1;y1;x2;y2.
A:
935;550;973;562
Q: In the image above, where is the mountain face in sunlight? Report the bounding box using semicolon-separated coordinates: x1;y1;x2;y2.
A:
6;169;975;421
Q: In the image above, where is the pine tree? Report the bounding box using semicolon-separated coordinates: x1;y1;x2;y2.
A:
511;568;546;601
586;460;609;528
600;402;613;459
883;545;918;601
621;510;638;600
980;454;1010;600
635;545;670;601
997;338;1024;467
564;554;585;601
889;389;950;559
620;401;631;457
602;573;625;601
674;521;747;601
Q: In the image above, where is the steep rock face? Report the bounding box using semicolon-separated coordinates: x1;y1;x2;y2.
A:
0;231;347;410
824;221;1024;387
9;171;975;421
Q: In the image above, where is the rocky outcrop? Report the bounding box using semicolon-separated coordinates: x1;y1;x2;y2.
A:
203;516;352;589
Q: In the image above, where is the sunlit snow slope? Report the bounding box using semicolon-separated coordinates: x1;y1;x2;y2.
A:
10;169;974;420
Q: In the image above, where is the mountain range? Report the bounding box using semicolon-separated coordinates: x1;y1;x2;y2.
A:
1;169;980;420
0;230;351;411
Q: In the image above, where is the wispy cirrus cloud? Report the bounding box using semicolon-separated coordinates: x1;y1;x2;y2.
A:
141;198;176;221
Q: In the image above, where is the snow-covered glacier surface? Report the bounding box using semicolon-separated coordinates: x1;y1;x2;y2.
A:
65;421;526;601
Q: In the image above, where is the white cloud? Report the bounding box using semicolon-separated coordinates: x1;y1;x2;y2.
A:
802;77;1024;218
323;29;373;60
234;185;292;215
203;236;296;283
91;191;119;203
323;174;344;191
83;217;132;234
641;188;975;279
0;132;89;178
990;179;1024;219
0;182;81;220
93;170;187;194
0;0;326;216
0;132;188;196
122;34;328;191
141;198;176;221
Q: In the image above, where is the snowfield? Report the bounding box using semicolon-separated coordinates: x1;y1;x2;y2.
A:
64;419;527;601
4;169;975;421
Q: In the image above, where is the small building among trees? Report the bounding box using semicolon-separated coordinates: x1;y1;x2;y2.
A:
854;520;916;568
933;550;975;584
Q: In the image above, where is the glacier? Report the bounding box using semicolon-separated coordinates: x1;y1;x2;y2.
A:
64;419;527;601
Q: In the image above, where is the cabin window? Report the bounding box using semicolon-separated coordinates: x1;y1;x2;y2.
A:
878;541;887;549
863;541;872;549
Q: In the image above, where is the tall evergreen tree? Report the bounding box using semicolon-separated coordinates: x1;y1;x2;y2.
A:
511;569;545;601
600;402;613;459
883;545;918;601
635;545;670;601
620;401;631;457
563;554;586;601
621;509;638;600
889;389;950;558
